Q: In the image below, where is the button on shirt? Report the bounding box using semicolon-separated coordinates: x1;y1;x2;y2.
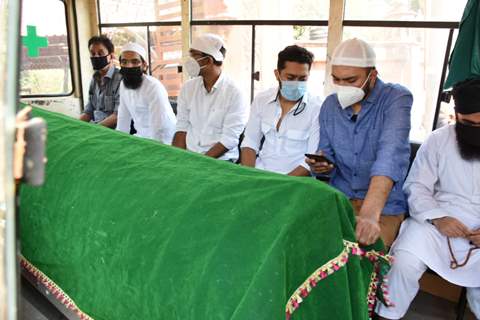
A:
84;66;122;123
318;79;413;214
116;75;176;144
241;87;322;174
175;73;249;161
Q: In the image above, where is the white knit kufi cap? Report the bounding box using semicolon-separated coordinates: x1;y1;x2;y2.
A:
331;38;376;68
191;33;226;62
121;42;147;62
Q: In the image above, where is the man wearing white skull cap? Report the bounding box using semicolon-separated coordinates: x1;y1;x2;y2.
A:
116;42;176;144
172;34;248;162
307;38;413;248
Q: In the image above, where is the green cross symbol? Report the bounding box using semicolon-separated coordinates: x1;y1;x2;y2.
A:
22;25;49;58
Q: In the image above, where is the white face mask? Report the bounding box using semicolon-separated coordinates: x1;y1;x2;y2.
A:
183;56;208;77
333;70;372;109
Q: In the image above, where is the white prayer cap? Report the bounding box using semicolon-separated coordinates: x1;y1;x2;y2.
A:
191;33;226;62
331;38;376;68
121;42;147;62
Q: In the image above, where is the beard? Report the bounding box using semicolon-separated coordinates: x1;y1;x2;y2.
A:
120;67;144;89
455;122;480;161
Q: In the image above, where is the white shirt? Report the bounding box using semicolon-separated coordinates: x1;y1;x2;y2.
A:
241;87;322;174
116;75;176;144
393;125;480;287
175;73;249;161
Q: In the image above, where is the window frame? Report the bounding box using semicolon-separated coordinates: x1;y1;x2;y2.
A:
20;0;76;98
97;0;461;131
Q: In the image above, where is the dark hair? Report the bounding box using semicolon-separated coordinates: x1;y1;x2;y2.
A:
201;46;226;66
277;45;314;71
88;35;114;54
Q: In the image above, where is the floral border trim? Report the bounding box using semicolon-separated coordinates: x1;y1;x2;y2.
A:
285;240;393;320
20;256;94;320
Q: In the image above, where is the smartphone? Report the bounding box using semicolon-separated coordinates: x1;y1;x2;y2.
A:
305;153;334;165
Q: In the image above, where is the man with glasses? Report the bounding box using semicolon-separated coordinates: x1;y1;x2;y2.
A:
240;45;322;176
116;42;176;144
172;33;248;162
376;78;480;319
80;35;122;128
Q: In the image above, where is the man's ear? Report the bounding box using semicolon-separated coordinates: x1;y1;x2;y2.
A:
369;68;378;89
274;69;281;82
143;62;148;73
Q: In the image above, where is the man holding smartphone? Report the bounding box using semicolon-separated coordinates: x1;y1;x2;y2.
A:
307;38;413;247
241;45;322;176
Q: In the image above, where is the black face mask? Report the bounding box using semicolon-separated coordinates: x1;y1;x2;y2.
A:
120;67;144;89
90;55;110;71
455;121;480;161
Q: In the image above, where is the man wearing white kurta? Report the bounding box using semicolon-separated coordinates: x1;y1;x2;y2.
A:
116;43;176;144
240;45;322;176
376;78;480;319
172;34;248;162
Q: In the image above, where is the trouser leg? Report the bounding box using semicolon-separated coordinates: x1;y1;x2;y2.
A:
376;249;427;319
467;287;480;319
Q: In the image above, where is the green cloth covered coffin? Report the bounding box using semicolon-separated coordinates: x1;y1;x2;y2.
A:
20;107;391;320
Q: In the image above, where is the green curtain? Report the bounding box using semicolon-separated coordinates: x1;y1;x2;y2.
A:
444;0;480;89
20;107;388;320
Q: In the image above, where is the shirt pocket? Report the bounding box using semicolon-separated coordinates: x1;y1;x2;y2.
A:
103;95;115;113
283;129;309;155
208;107;226;128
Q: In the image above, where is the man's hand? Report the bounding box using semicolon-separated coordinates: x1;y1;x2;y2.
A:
468;228;480;246
432;217;470;238
355;215;381;246
305;153;334;174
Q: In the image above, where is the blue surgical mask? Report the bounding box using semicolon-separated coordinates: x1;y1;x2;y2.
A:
280;80;308;101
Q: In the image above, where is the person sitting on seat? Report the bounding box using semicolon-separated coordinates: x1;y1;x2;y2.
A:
240;45;322;176
376;78;480;320
306;38;413;247
172;34;248;162
80;35;122;128
116;42;176;144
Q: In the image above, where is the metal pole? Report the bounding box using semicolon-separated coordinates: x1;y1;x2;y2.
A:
250;25;256;103
3;0;22;319
432;28;454;131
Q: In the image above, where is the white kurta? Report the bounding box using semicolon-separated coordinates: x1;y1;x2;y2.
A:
116;75;176;144
395;124;480;287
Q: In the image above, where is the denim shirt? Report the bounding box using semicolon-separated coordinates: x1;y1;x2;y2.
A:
84;66;122;122
318;78;413;214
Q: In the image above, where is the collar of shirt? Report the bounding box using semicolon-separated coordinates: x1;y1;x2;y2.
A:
267;86;311;115
342;78;385;120
94;65;116;84
202;71;225;95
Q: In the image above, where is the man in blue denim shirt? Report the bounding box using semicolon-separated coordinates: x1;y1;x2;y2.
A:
307;39;412;247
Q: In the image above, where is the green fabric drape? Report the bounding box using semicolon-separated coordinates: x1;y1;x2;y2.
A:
444;0;480;89
20;107;386;320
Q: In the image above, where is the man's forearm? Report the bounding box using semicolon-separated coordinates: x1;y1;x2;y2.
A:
172;132;187;149
240;148;256;167
205;142;228;159
288;166;310;177
360;175;394;219
99;114;117;128
79;113;92;122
